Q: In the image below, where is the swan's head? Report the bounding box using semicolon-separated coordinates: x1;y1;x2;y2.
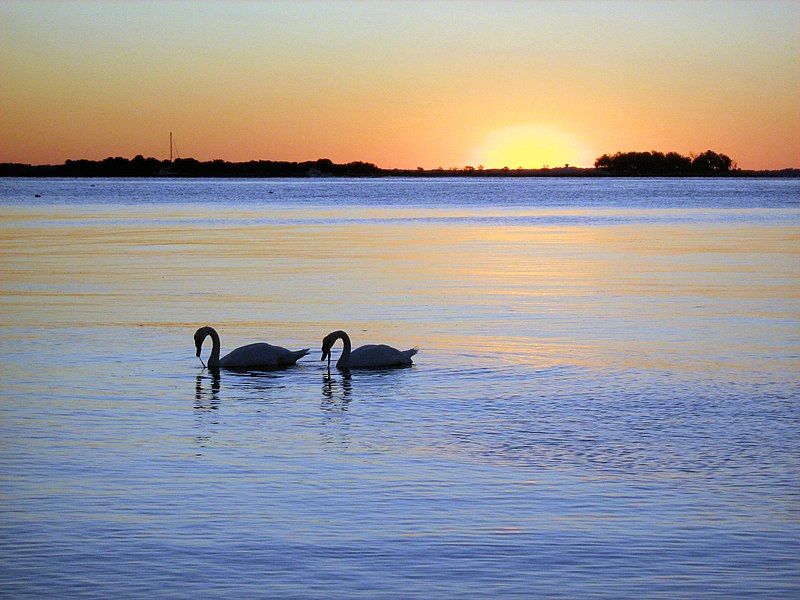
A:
320;330;342;362
320;336;332;362
194;326;213;356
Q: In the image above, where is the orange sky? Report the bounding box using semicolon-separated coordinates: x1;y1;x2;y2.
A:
1;1;798;169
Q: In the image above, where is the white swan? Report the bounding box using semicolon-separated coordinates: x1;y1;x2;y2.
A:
321;330;417;370
194;326;309;369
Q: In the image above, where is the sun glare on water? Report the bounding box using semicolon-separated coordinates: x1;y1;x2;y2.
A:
475;124;595;169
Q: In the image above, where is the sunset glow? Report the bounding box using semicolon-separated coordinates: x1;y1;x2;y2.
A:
1;0;798;169
474;124;595;169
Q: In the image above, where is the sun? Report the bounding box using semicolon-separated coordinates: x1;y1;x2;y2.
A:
474;124;595;169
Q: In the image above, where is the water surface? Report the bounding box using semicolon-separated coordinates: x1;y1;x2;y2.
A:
1;178;798;598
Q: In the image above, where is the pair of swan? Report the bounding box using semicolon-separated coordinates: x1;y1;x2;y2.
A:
194;326;417;370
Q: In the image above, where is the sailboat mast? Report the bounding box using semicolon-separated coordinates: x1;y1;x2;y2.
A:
169;131;173;163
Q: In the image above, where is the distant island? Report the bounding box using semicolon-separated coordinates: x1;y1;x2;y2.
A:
1;151;798;178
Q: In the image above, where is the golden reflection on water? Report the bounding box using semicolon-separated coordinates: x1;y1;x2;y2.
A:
1;207;798;374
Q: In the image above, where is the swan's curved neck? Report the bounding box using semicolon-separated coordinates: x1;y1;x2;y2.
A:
205;328;221;368
331;330;352;370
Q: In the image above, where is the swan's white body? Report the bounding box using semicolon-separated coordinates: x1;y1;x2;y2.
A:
195;326;309;369
321;330;417;370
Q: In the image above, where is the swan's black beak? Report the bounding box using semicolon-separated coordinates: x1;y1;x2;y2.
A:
321;348;330;362
195;346;201;357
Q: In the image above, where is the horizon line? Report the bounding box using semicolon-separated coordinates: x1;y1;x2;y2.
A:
3;154;800;172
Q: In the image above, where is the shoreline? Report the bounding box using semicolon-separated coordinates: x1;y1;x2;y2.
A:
2;157;798;179
2;167;798;179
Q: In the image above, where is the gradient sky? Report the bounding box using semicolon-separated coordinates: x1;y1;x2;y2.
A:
1;0;798;169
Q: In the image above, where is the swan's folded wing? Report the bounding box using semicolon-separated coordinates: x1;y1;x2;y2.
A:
283;348;310;364
350;344;415;368
220;342;307;368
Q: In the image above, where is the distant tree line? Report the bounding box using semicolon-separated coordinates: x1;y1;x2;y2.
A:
594;150;734;175
2;150;797;178
0;156;381;178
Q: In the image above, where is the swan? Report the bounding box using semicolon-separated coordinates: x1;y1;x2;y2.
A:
194;326;309;369
321;330;418;370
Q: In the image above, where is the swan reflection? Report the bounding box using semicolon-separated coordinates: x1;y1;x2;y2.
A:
194;371;221;454
194;370;220;410
320;371;353;448
322;370;352;409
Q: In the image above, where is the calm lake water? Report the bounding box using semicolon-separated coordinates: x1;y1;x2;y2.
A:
1;178;798;598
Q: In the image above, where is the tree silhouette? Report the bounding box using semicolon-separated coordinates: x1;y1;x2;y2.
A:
691;150;733;173
595;150;733;175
